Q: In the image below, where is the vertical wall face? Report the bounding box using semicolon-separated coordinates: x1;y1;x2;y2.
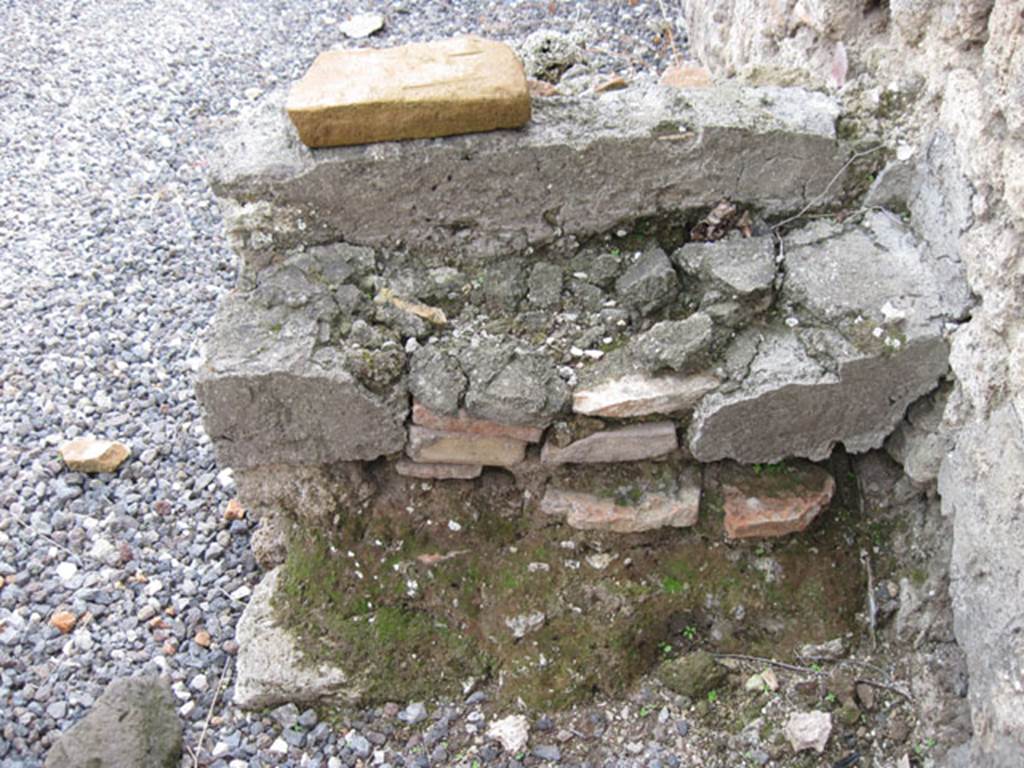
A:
679;1;1024;764
200;68;980;720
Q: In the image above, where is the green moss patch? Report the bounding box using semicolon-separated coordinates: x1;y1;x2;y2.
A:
272;458;884;709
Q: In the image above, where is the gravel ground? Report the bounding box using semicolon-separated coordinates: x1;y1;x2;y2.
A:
0;2;689;766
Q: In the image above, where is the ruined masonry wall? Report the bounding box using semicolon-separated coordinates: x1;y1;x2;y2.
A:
200;83;967;533
197;78;972;710
679;2;1024;765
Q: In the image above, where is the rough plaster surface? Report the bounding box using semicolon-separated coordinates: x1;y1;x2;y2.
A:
211;83;846;268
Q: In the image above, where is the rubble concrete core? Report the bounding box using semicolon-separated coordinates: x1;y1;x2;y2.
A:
196;78;971;714
676;2;1024;765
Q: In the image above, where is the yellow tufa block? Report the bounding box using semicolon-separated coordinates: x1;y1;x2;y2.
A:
286;35;531;148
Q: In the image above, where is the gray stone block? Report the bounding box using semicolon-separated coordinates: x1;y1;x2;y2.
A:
234;568;354;709
690;326;950;463
689;213;964;463
210;84;846;270
674;235;776;307
45;676;182;768
782;210;967;334
460;344;570;428
616;246;679;316
526;261;564;308
632;313;714;372
196;277;407;469
409;346;466;416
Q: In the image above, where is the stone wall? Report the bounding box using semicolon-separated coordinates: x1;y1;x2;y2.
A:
195;47;996;758
679;2;1024;765
201;83;966;480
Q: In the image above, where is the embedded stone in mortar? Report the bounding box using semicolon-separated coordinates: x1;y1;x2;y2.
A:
406;425;526;467
286;36;531;148
234;568;353;708
541;463;701;532
631;313;715;373
615;245;679;316
541;421;678;464
782;211;969;334
672;234;776;325
461;345;570;428
573;371;720;418
411;342;569;428
673;235;776;299
412;401;543;443
409;347;466;416
689;214;964;464
720;462;836;539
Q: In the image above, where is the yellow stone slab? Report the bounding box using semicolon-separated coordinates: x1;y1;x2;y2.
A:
286;36;531;148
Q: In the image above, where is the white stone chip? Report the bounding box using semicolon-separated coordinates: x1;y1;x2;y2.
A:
339;12;385;39
487;714;530;754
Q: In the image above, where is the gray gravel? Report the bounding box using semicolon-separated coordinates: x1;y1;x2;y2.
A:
0;2;686;766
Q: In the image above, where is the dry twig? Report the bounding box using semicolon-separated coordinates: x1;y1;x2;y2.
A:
9;514;81;561
862;549;878;651
713;652;915;702
713;652;826;676
656;0;681;64
192;657;232;767
851;676;914;702
771;144;886;261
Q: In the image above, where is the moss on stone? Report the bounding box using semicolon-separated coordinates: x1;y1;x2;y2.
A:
270;459;884;709
657;650;727;698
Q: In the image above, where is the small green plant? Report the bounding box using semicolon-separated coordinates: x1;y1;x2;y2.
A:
825;691;837;704
753;462;788;477
707;689;718;704
661;576;683;595
659;642;673;657
683;625;697;641
811;663;823;673
639;705;654;717
914;738;937;756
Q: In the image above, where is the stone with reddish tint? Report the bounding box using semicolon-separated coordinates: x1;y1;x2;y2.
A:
223;498;246;521
412;402;543;443
541;421;677;464
721;462;835;539
573;372;719;418
541;464;701;533
58;437;130;473
287;36;531;148
50;610;77;634
396;459;483;480
660;64;714;88
406;425;526;467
